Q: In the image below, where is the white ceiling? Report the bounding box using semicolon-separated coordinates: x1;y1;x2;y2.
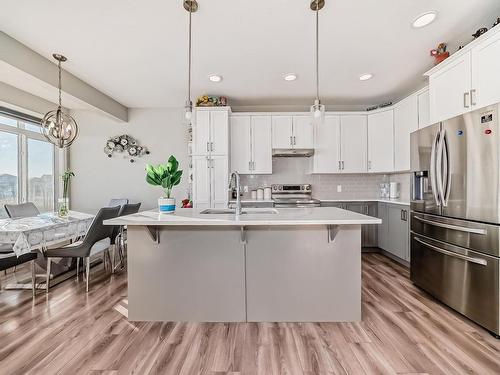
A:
1;0;499;109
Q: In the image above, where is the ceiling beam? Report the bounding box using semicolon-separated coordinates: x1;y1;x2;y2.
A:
0;31;128;122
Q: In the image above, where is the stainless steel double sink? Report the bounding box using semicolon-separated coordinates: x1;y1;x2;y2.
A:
200;208;278;215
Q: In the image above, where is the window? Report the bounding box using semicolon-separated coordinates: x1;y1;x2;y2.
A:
0;132;18;218
0;110;61;218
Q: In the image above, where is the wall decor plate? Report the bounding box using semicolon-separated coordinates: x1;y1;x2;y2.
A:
104;134;150;162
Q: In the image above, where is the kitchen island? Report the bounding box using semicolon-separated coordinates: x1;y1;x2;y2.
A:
104;207;381;322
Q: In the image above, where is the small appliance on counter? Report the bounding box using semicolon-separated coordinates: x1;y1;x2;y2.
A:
379;182;390;198
389;182;400;199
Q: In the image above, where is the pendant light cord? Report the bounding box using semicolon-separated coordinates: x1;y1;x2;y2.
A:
58;59;62;108
315;0;319;102
188;4;192;105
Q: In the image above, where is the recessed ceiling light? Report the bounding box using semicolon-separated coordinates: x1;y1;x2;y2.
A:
283;73;297;81
208;74;222;82
359;73;373;81
412;11;437;28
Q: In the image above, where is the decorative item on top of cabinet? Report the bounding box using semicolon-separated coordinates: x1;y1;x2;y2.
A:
196;95;228;107
493;18;500;28
472;28;488;40
104;134;150;163
430;43;450;65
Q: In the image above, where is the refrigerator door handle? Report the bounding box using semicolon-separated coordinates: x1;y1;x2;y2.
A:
413;215;487;235
430;130;441;206
436;128;446;206
414;237;487;266
442;130;452;207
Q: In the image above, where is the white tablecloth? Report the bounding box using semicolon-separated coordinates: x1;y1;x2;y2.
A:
0;211;95;256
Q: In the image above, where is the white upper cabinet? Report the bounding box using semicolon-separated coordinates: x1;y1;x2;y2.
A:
272;116;293;149
312;115;341;173
230;116;252;174
417;89;431;128
193;108;229;156
394;94;418;171
471;29;500;109
428;52;472;123
272;115;313;149
426;27;500;123
230;115;272;174
341;115;367;173
368;110;394;173
193;110;210;155
251;116;272;174
292;116;314;149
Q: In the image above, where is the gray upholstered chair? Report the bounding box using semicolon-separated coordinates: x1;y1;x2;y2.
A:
0;246;37;296
108;198;128;208
43;206;120;293
4;202;40;219
111;202;141;272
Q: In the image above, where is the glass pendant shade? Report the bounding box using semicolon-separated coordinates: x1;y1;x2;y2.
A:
310;99;325;125
41;107;78;148
184;100;193;122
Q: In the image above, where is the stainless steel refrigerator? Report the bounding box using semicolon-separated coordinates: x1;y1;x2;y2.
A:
410;103;500;337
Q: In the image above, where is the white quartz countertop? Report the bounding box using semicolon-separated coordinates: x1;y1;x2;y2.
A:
104;207;382;227
229;198;410;206
320;198;410;206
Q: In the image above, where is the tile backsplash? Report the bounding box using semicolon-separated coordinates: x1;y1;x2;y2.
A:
240;158;411;200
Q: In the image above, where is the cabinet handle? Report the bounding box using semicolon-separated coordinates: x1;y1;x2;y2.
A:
471;89;477;106
368;161;372;170
249;161;252;171
207;142;210;152
338;161;341;171
290;136;293;146
293;136;296;145
211;142;214;152
341;161;345;170
464;92;470;108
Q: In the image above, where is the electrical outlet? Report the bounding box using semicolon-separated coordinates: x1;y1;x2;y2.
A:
337;185;342;193
243;185;249;193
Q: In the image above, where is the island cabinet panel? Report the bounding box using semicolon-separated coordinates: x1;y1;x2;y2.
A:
245;225;362;322
127;226;246;322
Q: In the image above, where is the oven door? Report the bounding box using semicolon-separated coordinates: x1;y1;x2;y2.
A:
410;233;499;335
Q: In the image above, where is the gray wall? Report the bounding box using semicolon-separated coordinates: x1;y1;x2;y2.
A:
69;108;189;213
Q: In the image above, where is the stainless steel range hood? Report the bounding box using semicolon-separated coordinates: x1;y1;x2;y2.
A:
272;148;314;157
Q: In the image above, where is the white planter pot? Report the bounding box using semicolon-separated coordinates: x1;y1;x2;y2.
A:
158;197;176;213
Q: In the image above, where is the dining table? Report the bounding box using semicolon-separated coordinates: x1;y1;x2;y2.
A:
0;210;95;289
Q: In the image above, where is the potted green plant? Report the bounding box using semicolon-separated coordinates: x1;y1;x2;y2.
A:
59;170;75;217
146;155;183;213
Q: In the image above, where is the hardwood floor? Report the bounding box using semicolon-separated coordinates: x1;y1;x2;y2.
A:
1;253;500;374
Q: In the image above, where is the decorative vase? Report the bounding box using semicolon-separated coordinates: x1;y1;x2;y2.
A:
58;197;69;217
434;52;450;65
158;197;176;213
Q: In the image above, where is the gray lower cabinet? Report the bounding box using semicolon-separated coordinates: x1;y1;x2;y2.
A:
322;201;378;248
378;203;410;262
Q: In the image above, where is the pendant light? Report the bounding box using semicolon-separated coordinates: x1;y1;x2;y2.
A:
41;54;78;148
310;0;325;124
184;0;198;123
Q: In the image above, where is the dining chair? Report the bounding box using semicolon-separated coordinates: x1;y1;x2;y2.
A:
0;246;37;296
108;198;129;208
110;202;141;272
43;206;120;293
4;202;40;219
